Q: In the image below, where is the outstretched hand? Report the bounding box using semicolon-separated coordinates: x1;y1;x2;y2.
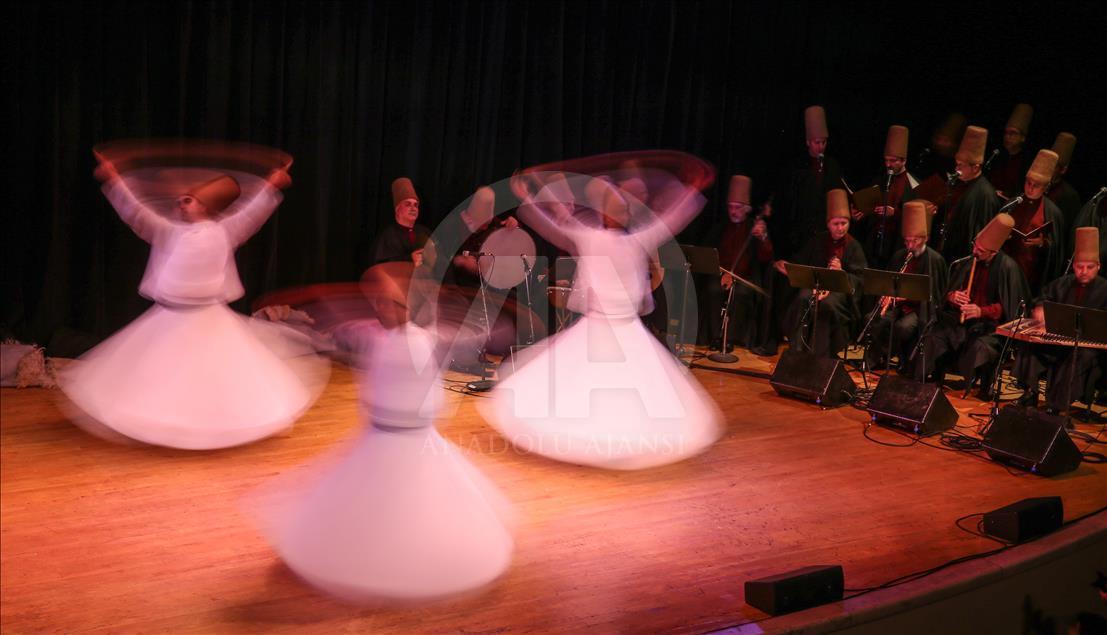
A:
509;171;534;202
93;159;120;183
266;168;292;190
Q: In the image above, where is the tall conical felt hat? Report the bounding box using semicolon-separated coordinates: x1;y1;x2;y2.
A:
361;261;416;329
956;125;988;165
1026;149;1059;186
1005;103;1033;135
186;175;241;212
826;189;850;221
583;176;614;213
1074;227;1100;263
976;213;1015;251
901;200;930;238
391;177;419;207
884;125;909;158
603;186;629;224
617;177;649;204
466;186;496;227
1052;132;1076;169
728;175;752;205
805;105;829;140
932;113;967;157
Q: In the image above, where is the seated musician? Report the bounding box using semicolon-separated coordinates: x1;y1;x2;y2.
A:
450;186;520;286
701;175;774;354
778;189;867;358
1015;228;1107;413
439;185;540;372
864;200;947;375
372;177;432;266
925;213;1029;399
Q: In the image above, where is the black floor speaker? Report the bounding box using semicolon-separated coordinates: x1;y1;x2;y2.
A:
867;374;957;436
744;565;844;616
982;406;1082;476
982;497;1064;543
770;349;856;407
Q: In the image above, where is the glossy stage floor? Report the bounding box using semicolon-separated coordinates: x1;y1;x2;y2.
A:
2;349;1105;633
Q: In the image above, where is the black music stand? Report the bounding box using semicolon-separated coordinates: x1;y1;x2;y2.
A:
1044;301;1107;423
785;264;853;355
675;245;719;357
855;268;930;389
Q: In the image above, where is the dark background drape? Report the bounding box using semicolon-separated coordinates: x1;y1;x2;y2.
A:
4;0;1104;351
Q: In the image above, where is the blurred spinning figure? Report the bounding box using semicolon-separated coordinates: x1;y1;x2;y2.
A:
58;143;326;449
481;154;723;470
250;263;514;602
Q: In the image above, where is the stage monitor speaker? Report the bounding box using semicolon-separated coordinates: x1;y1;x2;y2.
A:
867;374;957;436
982;406;1082;476
982;497;1064;543
745;565;844;616
769;349;856;407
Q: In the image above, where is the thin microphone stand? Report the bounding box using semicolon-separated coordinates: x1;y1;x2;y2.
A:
982;301;1027;434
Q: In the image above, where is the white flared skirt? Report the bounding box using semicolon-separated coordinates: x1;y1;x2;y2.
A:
58;302;328;450
250;424;514;602
481;314;723;470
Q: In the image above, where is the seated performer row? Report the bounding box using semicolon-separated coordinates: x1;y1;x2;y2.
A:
769;102;1101;285
704;170;1101;414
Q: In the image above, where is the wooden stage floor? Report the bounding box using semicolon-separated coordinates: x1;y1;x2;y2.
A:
2;350;1105;633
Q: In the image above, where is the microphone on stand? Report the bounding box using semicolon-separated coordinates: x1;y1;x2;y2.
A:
997;195;1025;213
982;148;1001;173
883;167;895;192
946;170;962;187
816;153;825;173
1092;186;1107;205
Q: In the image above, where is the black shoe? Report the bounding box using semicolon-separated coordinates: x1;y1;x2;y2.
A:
750;344;777;356
1017;389;1039;407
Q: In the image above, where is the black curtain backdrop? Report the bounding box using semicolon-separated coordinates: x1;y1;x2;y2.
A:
4;0;1104;348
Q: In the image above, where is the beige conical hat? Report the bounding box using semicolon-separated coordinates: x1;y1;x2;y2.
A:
391;177;419;206
976;213;1015;251
466;186;496;227
186;175;241;212
1005;103;1033;135
826;189;849;221
728;175;752;205
1026;149;1059;186
956;126;988;165
805;105;828;140
1074;227;1100;263
584;176;615;213
901;200;930;238
932;113;967;157
884;125;909;158
361;261;416;328
618;177;649;204
1052;132;1076;169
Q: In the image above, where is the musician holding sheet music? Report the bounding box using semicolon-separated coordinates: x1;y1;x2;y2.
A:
1013;228;1107;412
864;201;947;375
1002;149;1068;296
778;189;867;358
850;125;919;269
